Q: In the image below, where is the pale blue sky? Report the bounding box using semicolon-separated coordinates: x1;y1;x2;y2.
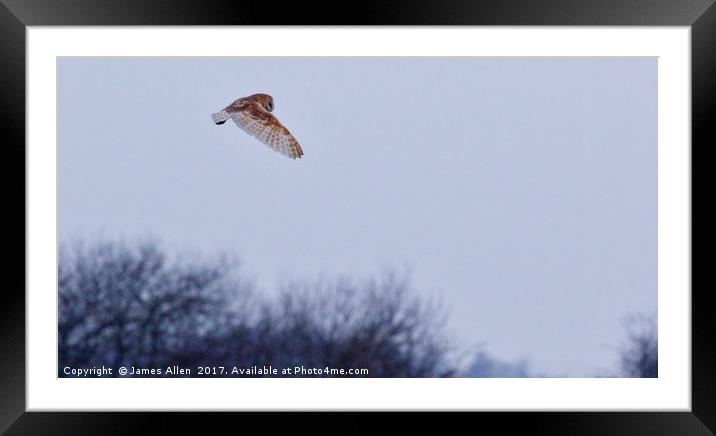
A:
58;57;657;376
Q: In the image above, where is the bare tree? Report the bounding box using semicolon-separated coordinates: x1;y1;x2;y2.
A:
58;241;252;375
256;274;455;377
620;313;657;378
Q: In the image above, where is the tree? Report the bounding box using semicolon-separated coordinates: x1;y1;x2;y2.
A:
620;314;657;378
58;241;252;375
256;275;455;377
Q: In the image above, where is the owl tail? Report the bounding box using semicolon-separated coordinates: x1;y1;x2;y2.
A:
212;110;230;125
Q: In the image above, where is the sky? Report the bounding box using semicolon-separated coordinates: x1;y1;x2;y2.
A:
57;57;657;376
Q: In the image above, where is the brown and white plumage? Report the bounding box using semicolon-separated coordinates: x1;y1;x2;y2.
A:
212;93;303;159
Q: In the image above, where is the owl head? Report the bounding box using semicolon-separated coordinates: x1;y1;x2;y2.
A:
251;93;274;112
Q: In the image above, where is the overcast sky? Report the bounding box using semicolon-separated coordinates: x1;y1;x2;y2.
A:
58;57;657;376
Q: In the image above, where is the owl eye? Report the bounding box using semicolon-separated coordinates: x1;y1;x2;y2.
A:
268;102;274;111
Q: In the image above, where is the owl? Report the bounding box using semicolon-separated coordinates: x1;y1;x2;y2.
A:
212;93;304;159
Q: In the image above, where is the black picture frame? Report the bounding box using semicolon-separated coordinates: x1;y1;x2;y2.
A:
1;0;712;434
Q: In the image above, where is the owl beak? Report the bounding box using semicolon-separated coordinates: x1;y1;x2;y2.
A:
215;120;226;125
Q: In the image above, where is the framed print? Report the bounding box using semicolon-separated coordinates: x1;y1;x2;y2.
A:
2;0;713;434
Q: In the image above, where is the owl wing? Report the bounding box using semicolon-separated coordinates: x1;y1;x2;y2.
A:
229;102;303;159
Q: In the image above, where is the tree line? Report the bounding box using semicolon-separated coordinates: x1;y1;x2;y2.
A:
59;241;455;377
59;240;656;378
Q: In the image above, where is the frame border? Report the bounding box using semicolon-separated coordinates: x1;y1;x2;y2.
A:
2;0;712;433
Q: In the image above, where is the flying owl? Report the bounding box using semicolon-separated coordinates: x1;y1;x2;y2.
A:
212;93;304;159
